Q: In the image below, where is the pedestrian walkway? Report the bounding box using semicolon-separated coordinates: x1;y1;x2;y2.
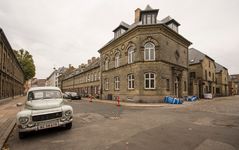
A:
81;97;195;108
0;96;25;150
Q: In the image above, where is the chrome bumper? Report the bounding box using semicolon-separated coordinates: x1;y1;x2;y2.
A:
18;117;73;132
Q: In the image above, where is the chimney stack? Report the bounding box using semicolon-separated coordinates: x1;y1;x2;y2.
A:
135;8;141;23
92;57;96;62
88;59;92;64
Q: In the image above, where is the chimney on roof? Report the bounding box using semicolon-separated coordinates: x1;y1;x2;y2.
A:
134;8;141;23
88;59;92;64
92;57;96;62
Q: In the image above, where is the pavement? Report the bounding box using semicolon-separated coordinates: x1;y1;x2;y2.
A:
0;96;25;150
81;97;197;107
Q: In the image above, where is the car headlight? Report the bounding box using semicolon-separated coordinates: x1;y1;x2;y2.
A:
65;110;72;116
19;117;29;124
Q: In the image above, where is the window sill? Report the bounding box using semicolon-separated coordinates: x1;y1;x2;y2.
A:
144;60;155;62
144;88;156;90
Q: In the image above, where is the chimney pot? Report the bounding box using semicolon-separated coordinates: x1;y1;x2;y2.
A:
135;8;141;23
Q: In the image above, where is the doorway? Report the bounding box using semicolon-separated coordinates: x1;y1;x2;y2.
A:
174;77;179;97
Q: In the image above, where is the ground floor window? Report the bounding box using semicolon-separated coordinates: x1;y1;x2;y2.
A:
144;73;155;89
114;76;120;90
104;78;109;90
166;79;170;91
128;74;134;89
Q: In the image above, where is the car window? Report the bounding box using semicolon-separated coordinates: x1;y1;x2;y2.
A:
28;90;62;100
70;92;77;96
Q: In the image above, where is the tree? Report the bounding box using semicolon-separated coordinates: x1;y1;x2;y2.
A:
14;49;36;81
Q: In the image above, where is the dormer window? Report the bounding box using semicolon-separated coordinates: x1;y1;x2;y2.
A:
114;28;126;38
113;21;129;39
167;23;178;32
140;5;159;25
142;14;157;25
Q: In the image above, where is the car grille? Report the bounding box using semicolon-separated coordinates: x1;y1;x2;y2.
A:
32;112;62;122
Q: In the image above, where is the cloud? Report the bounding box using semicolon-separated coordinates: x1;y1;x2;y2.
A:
1;0;239;78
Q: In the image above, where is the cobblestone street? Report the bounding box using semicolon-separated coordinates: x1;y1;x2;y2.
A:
1;96;239;150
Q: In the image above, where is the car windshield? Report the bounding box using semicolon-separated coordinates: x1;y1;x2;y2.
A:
70;92;77;96
28;90;62;100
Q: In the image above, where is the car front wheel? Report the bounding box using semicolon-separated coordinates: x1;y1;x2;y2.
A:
65;122;72;129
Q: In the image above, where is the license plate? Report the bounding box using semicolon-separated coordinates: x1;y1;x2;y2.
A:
38;120;59;130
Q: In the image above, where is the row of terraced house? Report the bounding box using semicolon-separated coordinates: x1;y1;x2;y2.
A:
47;5;238;102
0;28;24;100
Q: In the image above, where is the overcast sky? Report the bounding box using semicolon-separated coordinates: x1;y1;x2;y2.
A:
0;0;238;78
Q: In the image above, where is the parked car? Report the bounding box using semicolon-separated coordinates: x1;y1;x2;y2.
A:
16;87;73;139
63;92;71;99
69;92;81;100
63;92;81;100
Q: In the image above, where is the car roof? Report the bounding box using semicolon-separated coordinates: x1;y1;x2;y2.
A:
28;86;61;92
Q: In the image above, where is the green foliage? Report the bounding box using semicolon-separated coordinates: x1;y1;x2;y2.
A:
14;49;36;81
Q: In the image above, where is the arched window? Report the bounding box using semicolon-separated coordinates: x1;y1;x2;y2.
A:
128;47;134;64
144;42;155;61
115;53;120;68
104;58;109;71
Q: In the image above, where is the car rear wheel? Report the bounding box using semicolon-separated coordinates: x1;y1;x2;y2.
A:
65;122;72;129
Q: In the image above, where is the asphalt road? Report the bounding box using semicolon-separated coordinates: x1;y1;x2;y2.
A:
5;96;239;150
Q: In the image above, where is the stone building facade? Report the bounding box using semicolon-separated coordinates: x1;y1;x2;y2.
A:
188;48;216;98
46;66;68;87
98;5;191;102
62;57;100;97
229;74;239;95
0;28;24;99
215;63;229;96
31;78;46;87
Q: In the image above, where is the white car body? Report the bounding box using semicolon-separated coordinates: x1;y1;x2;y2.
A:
16;87;73;138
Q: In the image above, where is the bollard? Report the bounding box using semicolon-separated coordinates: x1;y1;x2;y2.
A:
117;96;120;106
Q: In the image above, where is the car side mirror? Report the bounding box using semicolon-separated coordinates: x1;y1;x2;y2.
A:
16;103;23;107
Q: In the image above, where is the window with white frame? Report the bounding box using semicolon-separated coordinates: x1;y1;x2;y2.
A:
114;76;120;90
104;78;109;90
105;58;109;70
144;42;155;61
128;47;134;64
94;73;97;81
87;74;90;81
128;74;135;89
115;53;120;68
98;72;100;80
144;73;156;89
91;73;93;81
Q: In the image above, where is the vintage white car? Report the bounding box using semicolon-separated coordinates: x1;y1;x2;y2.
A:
16;87;73;139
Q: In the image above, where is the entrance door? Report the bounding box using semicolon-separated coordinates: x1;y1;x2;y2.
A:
174;77;179;97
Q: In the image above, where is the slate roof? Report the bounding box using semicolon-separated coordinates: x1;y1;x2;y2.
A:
161;16;180;26
215;62;227;73
188;48;206;65
99;5;187;52
113;21;131;32
145;4;153;10
64;57;100;80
